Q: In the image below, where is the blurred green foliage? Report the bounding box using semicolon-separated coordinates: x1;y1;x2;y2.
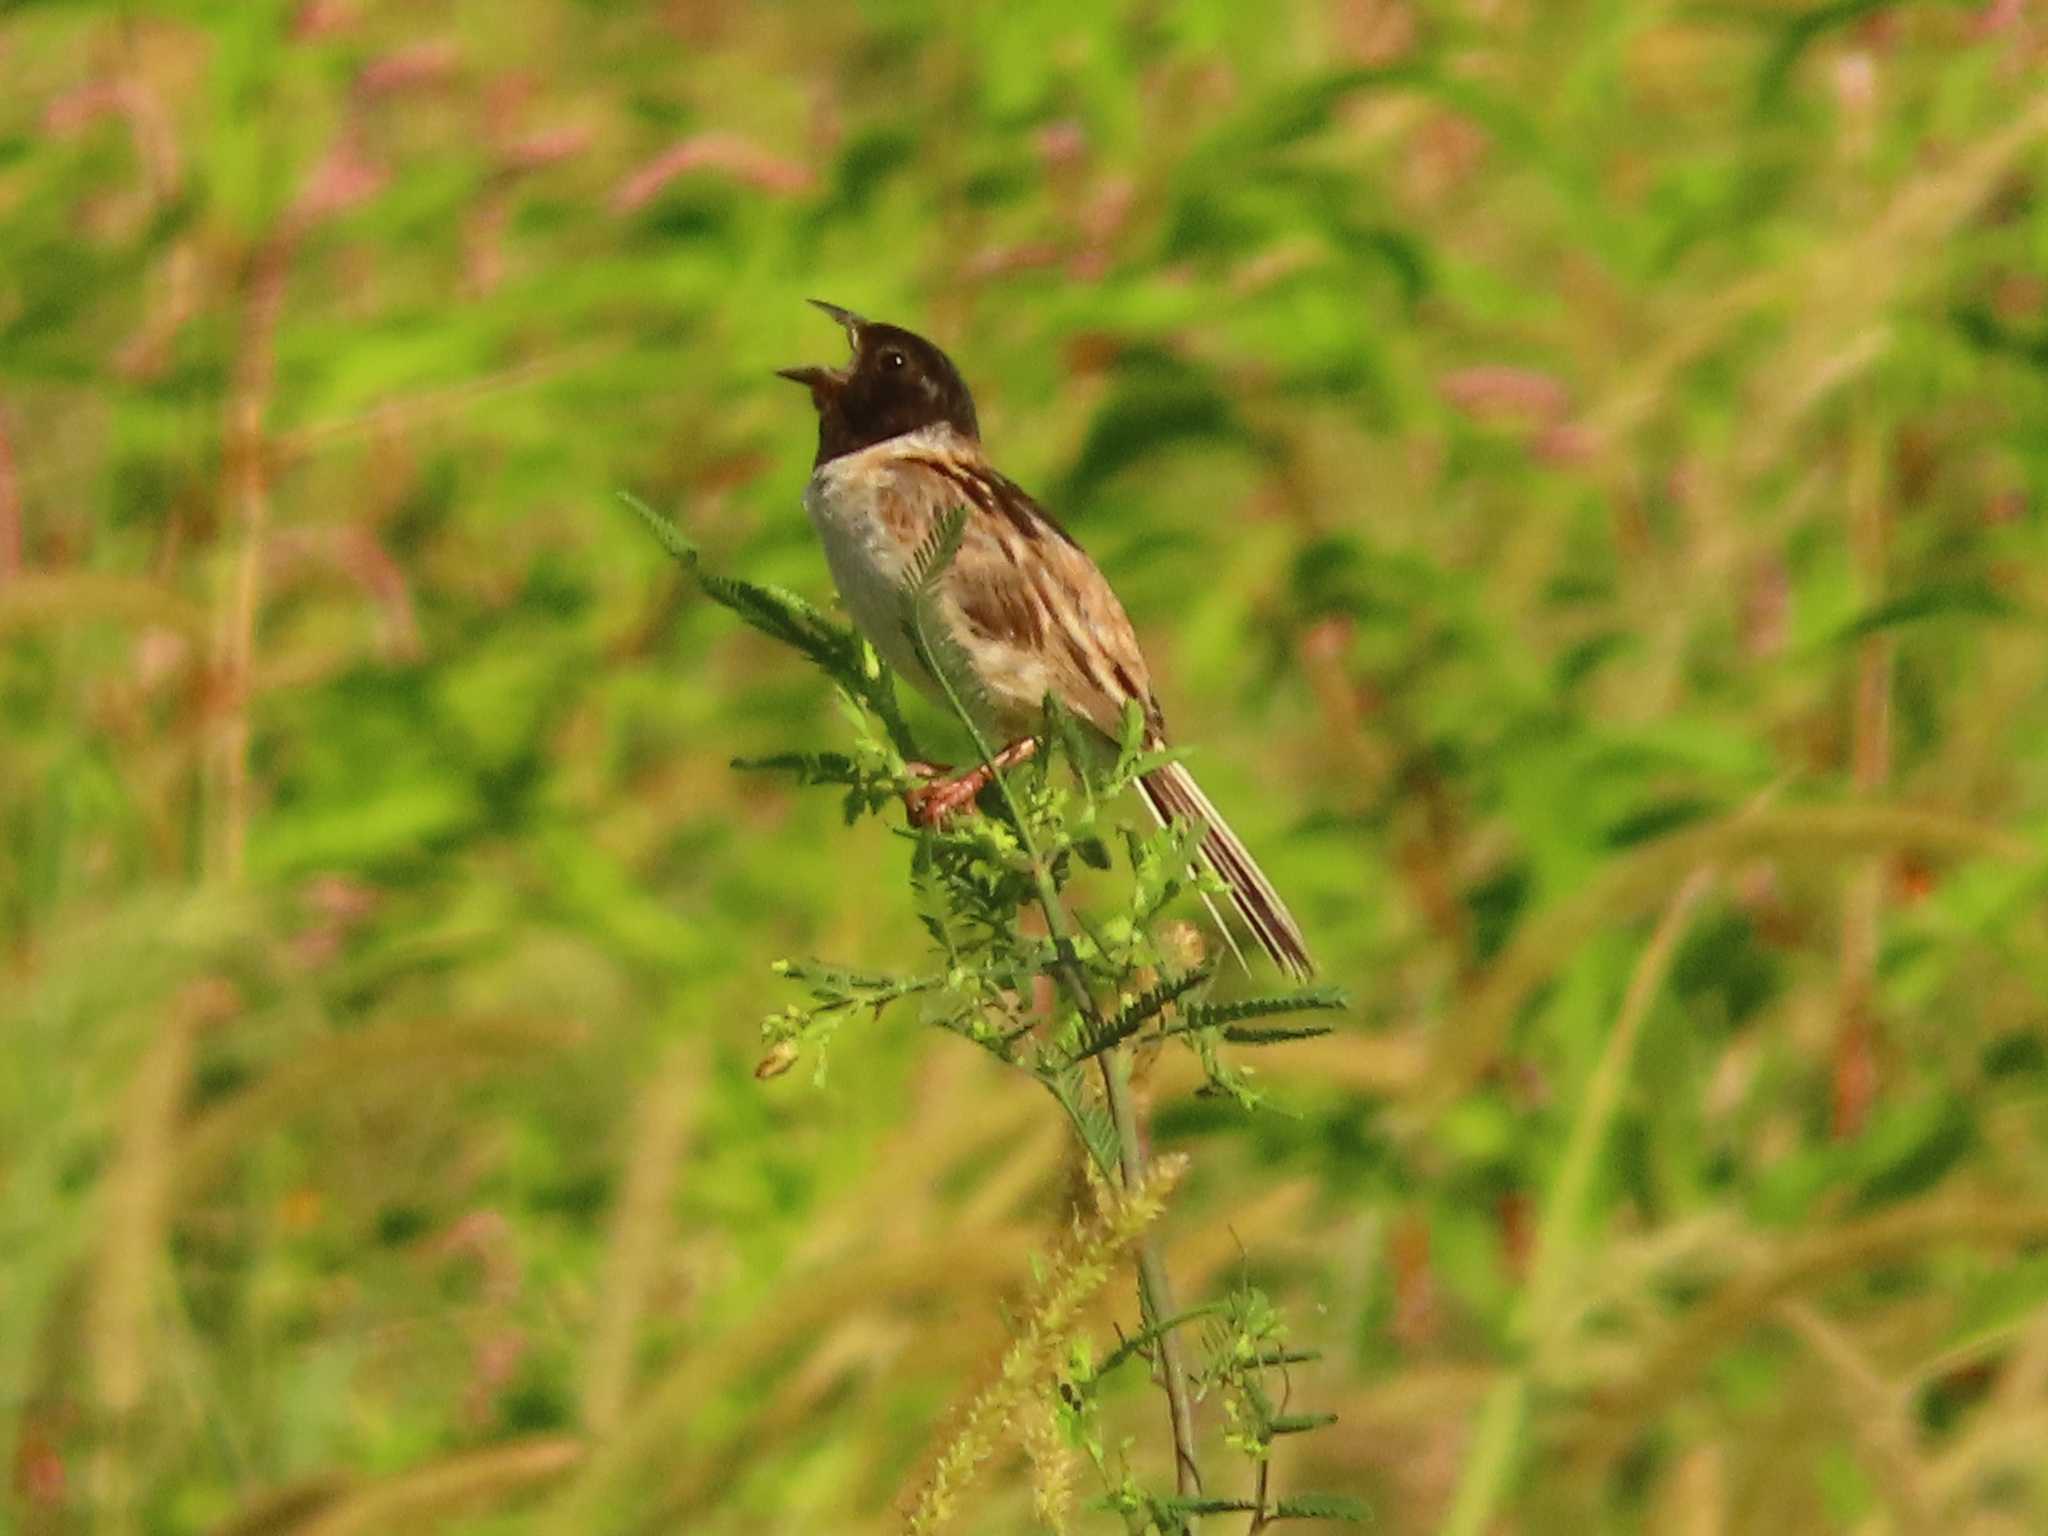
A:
4;1;2048;1532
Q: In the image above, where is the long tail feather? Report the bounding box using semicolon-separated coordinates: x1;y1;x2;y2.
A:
1137;761;1315;979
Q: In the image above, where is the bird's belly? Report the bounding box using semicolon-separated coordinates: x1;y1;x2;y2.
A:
802;470;1042;738
803;473;938;697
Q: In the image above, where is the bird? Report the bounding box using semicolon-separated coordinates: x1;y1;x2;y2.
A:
777;300;1314;979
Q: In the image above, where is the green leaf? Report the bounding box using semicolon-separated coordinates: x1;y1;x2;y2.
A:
1220;1021;1336;1045
1084;1302;1231;1387
617;489;697;564
1152;1498;1264;1516
1168;987;1348;1037
1271;1492;1371;1520
621;490;918;756
1045;691;1102;791
1267;1410;1338;1435
1251;1347;1323;1365
1042;1064;1124;1182
1118;698;1148;757
905;502;971;597
1063;965;1214;1064
1831;582;2020;643
1851;1095;1976;1211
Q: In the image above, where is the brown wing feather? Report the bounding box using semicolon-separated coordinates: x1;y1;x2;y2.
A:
900;453;1163;740
879;443;1312;975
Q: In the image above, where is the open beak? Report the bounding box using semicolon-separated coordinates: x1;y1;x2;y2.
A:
805;297;867;339
774;363;844;391
774;298;866;396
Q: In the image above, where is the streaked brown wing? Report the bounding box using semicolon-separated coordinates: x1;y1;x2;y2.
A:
899;451;1166;742
882;448;1312;974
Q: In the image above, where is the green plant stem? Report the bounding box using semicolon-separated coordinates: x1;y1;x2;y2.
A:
1036;885;1202;1512
913;611;1206;1514
1030;870;1204;1514
1009;788;1204;1512
1101;1048;1205;1508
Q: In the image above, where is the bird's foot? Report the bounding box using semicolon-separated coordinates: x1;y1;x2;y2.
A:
903;738;1038;827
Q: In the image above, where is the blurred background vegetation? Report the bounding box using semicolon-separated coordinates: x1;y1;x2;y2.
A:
5;1;2048;1532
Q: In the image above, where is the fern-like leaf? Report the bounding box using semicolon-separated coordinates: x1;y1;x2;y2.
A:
1269;1493;1370;1521
1220;1022;1336;1045
1249;1346;1323;1366
619;489;698;563
1043;1064;1122;1182
1063;965;1214;1065
901;504;997;746
1084;1301;1228;1387
694;567;846;666
1165;987;1348;1038
905;503;970;596
1267;1410;1338;1435
1041;692;1099;794
1126;818;1210;926
1151;1497;1262;1517
622;491;918;755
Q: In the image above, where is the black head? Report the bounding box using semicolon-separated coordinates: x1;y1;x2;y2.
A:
777;301;980;465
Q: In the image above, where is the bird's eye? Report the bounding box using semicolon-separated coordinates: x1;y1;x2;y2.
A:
880;349;907;371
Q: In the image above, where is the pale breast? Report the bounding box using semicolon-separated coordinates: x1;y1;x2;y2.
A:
802;427;1102;741
804;430;987;711
803;467;930;692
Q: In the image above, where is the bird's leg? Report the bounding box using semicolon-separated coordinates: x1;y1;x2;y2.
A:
898;759;951;823
904;737;1038;827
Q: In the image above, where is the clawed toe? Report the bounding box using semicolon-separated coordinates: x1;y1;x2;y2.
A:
901;760;960;826
900;738;1038;828
905;775;984;827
